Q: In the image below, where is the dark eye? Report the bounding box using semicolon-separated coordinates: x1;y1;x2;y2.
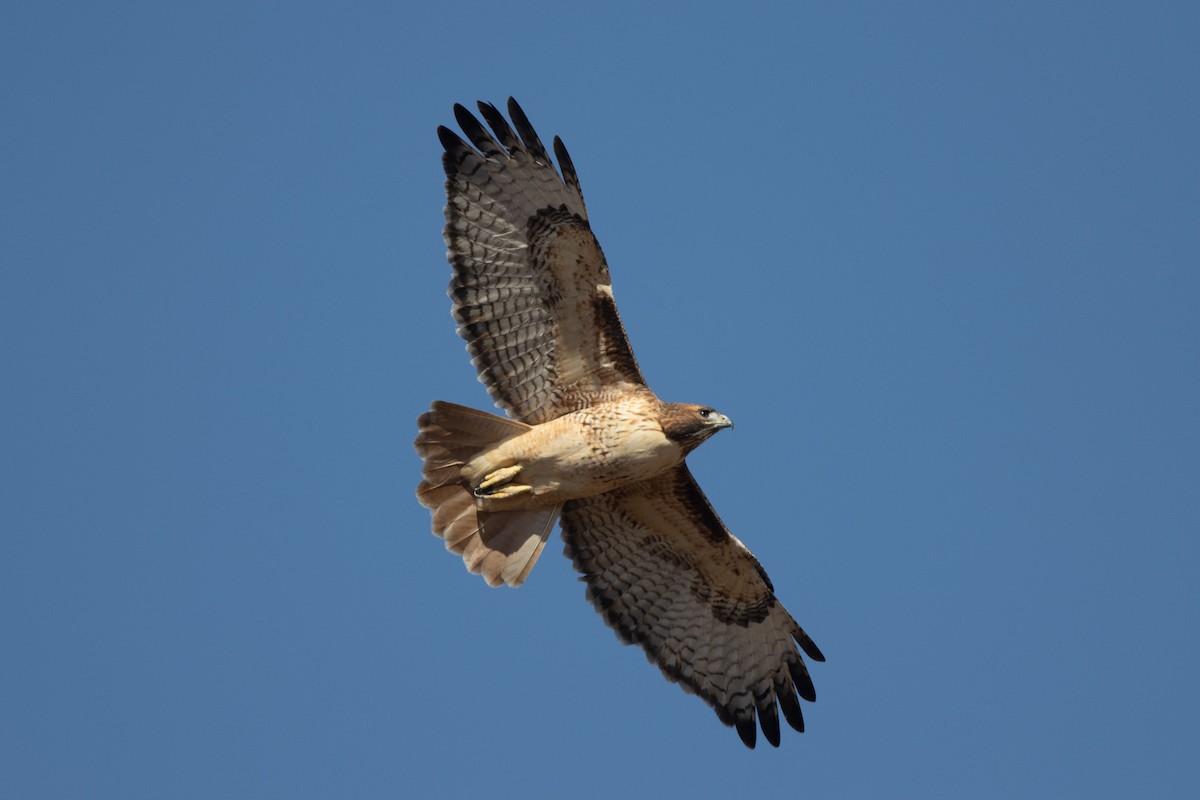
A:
699;408;711;419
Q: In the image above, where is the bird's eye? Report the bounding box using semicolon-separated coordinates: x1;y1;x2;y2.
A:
699;409;711;419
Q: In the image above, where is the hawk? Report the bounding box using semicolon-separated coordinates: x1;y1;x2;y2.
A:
415;98;824;748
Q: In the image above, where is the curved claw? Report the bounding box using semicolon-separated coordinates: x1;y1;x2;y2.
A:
476;483;533;500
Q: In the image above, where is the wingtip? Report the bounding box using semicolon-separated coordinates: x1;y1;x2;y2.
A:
505;97;550;162
735;716;757;749
794;626;825;662
790;661;817;703
476;99;503;128
778;684;806;733
437;124;463;151
759;702;782;748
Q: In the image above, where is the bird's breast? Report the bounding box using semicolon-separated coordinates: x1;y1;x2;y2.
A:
469;403;683;508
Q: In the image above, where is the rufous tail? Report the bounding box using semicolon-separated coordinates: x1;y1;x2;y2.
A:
414;401;561;587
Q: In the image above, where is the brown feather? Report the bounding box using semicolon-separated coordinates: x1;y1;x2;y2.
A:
422;100;824;747
440;102;644;423
414;401;560;587
560;466;821;747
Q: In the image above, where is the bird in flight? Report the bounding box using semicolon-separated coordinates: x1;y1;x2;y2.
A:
416;98;824;748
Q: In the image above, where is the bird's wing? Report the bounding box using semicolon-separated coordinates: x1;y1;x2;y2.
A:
559;465;824;748
439;98;646;424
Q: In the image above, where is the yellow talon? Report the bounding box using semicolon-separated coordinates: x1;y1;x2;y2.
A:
482;484;533;499
478;465;523;490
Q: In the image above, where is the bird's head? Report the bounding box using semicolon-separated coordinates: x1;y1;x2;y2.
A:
659;402;734;454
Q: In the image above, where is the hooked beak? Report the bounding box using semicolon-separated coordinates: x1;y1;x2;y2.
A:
712;413;734;430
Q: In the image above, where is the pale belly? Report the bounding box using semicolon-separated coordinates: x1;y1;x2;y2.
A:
463;406;681;510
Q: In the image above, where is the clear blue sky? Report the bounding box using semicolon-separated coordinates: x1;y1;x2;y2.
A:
3;2;1198;797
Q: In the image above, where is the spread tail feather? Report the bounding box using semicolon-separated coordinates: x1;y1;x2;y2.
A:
415;401;561;587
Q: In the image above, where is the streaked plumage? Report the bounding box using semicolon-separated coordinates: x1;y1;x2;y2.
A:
415;98;823;748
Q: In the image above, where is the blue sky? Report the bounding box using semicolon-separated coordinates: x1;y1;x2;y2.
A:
2;2;1198;797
